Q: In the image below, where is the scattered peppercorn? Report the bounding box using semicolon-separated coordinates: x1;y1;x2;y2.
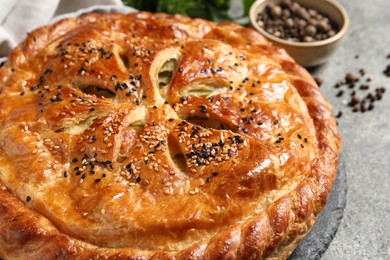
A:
329;57;387;115
314;76;324;87
335;111;343;118
336;90;344;97
345;72;359;83
383;64;390;77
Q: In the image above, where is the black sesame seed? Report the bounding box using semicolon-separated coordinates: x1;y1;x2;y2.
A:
95;179;101;183
26;196;31;202
136;176;141;183
78;66;87;74
64;171;68;178
199;105;207;113
212;171;219;176
44;68;53;74
232;135;245;144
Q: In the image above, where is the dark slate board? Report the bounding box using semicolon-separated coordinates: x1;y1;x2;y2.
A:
289;156;347;260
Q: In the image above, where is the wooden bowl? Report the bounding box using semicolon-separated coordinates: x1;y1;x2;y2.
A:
249;0;349;67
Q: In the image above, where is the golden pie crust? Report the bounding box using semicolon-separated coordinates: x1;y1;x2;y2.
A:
0;12;341;259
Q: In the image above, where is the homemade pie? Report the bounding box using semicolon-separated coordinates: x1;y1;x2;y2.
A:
0;12;341;259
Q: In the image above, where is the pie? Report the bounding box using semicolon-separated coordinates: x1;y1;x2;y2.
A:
0;12;341;259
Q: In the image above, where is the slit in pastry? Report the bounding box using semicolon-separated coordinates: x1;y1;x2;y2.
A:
182;84;228;98
78;85;115;99
158;58;177;94
117;106;148;159
60;116;99;134
151;48;181;102
168;135;187;174
120;55;130;69
185;116;228;130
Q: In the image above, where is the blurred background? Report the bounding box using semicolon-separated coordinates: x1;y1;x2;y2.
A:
122;0;255;24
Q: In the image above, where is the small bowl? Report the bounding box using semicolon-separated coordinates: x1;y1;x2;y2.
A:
249;0;349;67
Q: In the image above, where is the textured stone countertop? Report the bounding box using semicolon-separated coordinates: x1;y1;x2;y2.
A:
0;0;388;258
309;0;390;259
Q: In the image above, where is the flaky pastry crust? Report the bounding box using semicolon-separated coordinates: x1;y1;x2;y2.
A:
0;12;341;259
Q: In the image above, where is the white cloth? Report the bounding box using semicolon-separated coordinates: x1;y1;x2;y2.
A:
0;0;136;60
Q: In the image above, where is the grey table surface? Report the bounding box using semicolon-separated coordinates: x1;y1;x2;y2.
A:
307;0;390;259
0;1;388;259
